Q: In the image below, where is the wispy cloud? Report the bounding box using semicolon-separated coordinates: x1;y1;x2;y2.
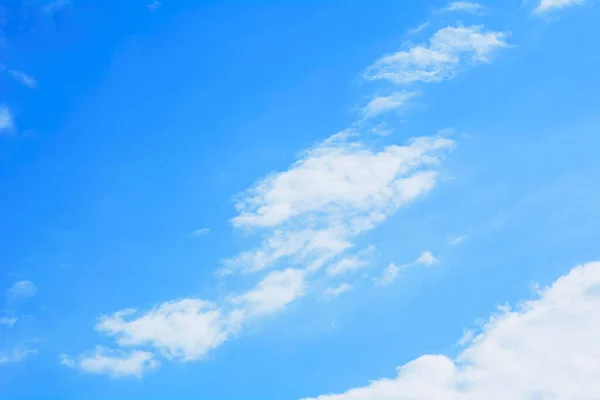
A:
361;91;419;120
407;22;430;35
0;346;37;365
8;70;37;88
534;0;585;13
191;228;210;237
7;280;37;302
60;347;159;378
364;25;508;85
0;316;18;327
374;251;437;286
0;106;14;133
147;1;162;11
303;261;600;400
443;1;485;13
448;235;467;246
324;283;353;298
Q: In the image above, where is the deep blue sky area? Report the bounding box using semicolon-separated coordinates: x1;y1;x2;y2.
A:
1;1;599;399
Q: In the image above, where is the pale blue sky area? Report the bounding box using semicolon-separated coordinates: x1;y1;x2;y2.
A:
1;1;599;399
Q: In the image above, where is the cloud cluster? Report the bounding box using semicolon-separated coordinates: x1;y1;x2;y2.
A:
303;261;600;399
364;25;507;85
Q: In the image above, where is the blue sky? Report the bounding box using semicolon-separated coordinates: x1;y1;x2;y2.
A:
1;0;600;398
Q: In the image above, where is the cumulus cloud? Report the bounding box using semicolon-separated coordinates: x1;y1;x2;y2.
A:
302;261;600;400
364;25;507;85
6;280;37;302
535;0;584;13
61;347;159;378
415;250;437;266
361;92;419;120
443;1;485;13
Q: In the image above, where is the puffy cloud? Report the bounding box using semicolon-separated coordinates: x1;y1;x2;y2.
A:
415;251;437;266
95;299;236;361
302;261;600;400
61;347;159;378
364;25;507;85
361;92;419;120
6;280;37;302
535;0;584;13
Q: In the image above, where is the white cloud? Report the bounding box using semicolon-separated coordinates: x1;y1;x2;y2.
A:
302;261;600;400
415;250;437;266
327;246;374;276
324;283;353;298
535;0;584;13
0;106;14;132
61;347;159;378
0;316;18;327
444;1;485;13
231;268;306;317
8;70;37;88
448;235;467;246
7;280;37;302
0;346;37;365
95;299;236;362
374;263;403;286
361;92;419;120
192;228;210;236
364;25;507;85
227;134;454;274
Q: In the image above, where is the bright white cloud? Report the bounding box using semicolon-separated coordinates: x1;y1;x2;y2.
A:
364;25;507;85
61;347;159;378
96;299;236;361
415;250;437;266
231;268;306;317
227;134;454;274
535;0;584;13
0;346;37;365
7;280;37;302
444;1;485;13
361;92;419;120
0;106;14;132
302;261;600;400
324;283;353;298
